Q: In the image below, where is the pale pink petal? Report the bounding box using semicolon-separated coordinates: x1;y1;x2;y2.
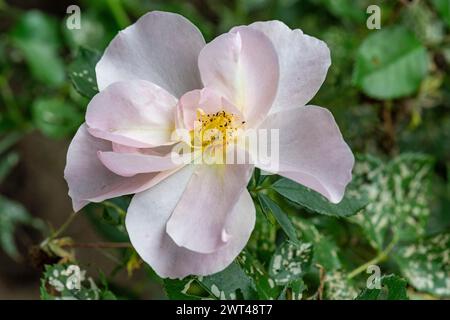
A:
72;199;89;213
177;88;242;130
166;163;253;253
64;124;176;211
232;21;331;114
198;28;279;127
116;144;177;156
98;151;183;177
256;106;354;203
85;80;177;148
96;11;205;97
126;165;255;278
111;143;140;154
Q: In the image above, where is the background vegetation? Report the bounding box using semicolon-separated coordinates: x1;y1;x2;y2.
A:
0;0;449;300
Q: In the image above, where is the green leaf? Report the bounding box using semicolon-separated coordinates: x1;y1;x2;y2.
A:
353;26;428;99
257;193;299;244
288;278;307;300
356;274;409;300
269;241;313;285
85;202;129;243
432;0;450;27
394;233;450;297
237;250;281;299
32;97;83;139
68;47;101;98
0;195;44;260
198;262;258;300
292;217;342;270
353;154;433;250
11;10;60;46
40;264;116;300
163;277;202;300
248;167;269;190
271;178;368;218
11;11;65;87
312;0;367;22
278;278;307;300
13;41;65;87
163;255;268;300
0;152;19;184
102;197;130;226
246;205;277;264
0;132;22;155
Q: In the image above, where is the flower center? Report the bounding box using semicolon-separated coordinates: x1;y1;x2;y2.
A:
192;109;244;149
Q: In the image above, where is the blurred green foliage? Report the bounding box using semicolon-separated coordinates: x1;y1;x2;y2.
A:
0;0;449;300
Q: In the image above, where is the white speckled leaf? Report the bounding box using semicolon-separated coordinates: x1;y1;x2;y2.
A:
269;241;313;285
40;264;115;300
324;271;358;300
394;233;450;297
69;47;101;98
352;154;433;250
356;274;409;300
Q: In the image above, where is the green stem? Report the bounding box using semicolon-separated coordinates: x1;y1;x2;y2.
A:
51;211;78;240
347;238;397;279
40;212;78;249
249;186;269;195
103;201;127;217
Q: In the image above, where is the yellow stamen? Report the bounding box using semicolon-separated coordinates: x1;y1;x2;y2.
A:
192;108;241;149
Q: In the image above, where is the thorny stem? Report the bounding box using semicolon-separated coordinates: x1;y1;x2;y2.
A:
347;237;398;279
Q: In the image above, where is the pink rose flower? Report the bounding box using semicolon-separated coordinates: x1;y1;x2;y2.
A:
64;11;354;278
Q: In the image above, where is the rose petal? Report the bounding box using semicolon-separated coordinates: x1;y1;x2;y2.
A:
177;88;242;131
126;165;255;278
232;21;331;114
256;106;354;203
198;28;279;127
86;80;177;148
98;150;184;177
96;11;205;97
64;124;175;211
166;163;253;253
72;199;89;213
